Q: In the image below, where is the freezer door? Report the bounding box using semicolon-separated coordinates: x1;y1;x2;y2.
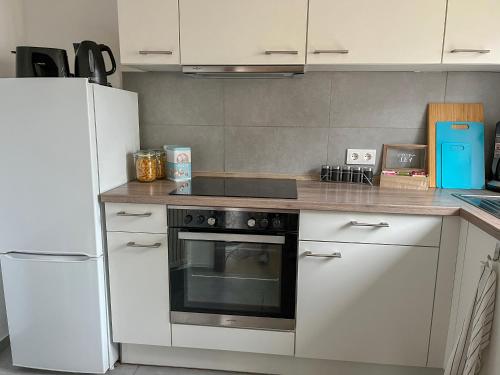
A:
92;84;140;193
0;79;102;256
0;253;112;373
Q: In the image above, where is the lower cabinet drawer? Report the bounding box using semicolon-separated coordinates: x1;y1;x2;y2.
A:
295;241;438;367
105;203;167;233
171;324;295;356
107;231;171;346
300;211;442;247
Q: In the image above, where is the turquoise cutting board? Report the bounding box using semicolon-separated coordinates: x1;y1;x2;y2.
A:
436;121;485;189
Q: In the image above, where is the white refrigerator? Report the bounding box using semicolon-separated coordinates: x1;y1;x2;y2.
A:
0;78;140;373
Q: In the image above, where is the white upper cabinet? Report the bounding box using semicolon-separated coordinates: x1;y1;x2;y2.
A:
443;0;500;64
179;0;308;65
307;0;447;64
117;0;180;65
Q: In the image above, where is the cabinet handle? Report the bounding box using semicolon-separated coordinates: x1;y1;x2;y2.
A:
304;250;342;258
126;242;161;248
313;49;349;54
116;211;152;217
139;50;173;55
350;220;390;228
265;50;299;55
450;49;491;54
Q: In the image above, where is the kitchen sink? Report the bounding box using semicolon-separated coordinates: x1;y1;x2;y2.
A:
453;194;500;219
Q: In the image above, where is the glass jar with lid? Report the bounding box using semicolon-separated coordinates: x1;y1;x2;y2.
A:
153;149;166;179
134;150;157;182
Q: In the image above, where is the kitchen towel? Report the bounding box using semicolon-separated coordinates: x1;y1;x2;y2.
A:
444;258;497;375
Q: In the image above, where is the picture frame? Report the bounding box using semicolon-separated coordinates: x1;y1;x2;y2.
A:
382;144;428;172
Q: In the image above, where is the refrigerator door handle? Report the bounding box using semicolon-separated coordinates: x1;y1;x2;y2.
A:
2;252;94;263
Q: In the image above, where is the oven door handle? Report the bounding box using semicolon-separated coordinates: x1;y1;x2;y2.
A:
177;231;286;244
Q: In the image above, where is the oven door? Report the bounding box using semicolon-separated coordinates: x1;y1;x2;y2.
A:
168;229;297;331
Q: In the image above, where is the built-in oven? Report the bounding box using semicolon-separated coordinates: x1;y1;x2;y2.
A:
167;206;298;331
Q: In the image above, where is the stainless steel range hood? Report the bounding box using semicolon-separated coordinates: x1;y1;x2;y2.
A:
182;65;304;78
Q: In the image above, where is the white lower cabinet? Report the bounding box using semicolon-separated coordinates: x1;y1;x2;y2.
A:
446;223;499;373
295;241;439;367
107;231;171;346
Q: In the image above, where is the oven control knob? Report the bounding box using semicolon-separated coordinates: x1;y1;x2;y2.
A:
207;217;216;226
247;218;256;228
259;218;269;228
184;215;193;224
196;215;205;224
272;217;281;228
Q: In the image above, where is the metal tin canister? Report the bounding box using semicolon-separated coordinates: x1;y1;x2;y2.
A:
321;165;331;181
362;167;374;185
352;166;362;183
341;166;352;182
330;165;341;182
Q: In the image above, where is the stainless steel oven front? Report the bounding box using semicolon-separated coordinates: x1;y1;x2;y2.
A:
167;206;298;331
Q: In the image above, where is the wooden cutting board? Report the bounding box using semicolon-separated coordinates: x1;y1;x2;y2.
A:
427;103;484;188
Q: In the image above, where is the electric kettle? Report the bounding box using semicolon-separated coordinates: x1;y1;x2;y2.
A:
73;41;116;86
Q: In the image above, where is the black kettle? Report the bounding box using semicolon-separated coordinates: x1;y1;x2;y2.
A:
73;41;116;86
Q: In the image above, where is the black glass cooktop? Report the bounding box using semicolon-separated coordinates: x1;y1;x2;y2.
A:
169;177;298;199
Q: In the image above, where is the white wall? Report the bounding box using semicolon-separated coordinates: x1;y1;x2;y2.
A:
22;0;121;87
0;0;24;77
1;0;121;87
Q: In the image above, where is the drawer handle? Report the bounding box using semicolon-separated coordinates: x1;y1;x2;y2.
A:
116;211;152;217
350;220;390;228
126;242;161;248
304;250;342;258
313;49;349;54
265;50;298;55
450;49;491;54
139;50;173;55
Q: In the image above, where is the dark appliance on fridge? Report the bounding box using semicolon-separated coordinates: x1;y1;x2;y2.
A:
14;46;71;78
73;41;116;86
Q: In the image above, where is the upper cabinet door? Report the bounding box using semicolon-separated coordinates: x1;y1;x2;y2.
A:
179;0;308;65
307;0;447;64
443;0;500;64
117;0;180;65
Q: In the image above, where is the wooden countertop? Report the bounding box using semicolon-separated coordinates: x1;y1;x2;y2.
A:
100;179;500;240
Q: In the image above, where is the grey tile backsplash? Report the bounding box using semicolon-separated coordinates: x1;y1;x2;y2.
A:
123;71;500;175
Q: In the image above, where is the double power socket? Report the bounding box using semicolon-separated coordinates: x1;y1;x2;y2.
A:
346;149;376;165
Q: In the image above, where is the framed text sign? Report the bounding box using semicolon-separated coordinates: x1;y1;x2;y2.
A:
382;144;428;172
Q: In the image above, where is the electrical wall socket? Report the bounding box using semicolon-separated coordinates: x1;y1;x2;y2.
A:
346;149;377;165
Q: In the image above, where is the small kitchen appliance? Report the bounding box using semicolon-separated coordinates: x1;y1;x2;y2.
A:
14;46;70;78
73;40;116;86
168;206;299;331
487;122;500;192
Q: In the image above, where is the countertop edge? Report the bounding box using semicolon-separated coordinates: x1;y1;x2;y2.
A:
99;194;460;216
99;181;500;241
459;206;500;240
100;193;499;239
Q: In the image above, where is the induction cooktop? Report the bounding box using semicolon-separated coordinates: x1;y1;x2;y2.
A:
169;177;298;199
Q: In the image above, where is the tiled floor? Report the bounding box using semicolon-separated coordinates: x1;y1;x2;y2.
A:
0;347;253;375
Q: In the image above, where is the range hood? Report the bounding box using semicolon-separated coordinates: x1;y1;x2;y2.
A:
182;65;304;78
